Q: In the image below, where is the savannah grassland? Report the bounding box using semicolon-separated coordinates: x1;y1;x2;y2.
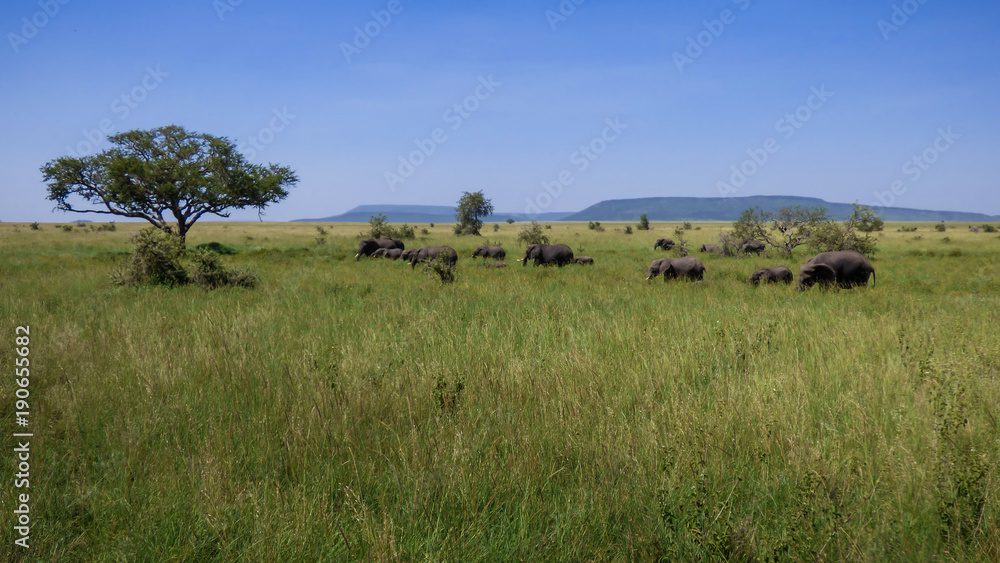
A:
1;219;998;561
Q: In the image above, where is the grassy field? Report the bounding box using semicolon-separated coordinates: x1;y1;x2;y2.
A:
2;219;998;561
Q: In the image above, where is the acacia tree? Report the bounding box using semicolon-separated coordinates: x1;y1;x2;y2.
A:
732;205;829;256
807;204;881;257
454;190;494;235
42;125;298;248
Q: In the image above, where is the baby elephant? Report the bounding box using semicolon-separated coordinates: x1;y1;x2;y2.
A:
573;256;594;265
748;266;793;285
485;261;508;268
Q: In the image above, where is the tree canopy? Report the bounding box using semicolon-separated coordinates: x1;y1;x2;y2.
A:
454;191;494;235
42;125;298;246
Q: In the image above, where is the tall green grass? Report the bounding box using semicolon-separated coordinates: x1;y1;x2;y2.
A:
1;221;998;560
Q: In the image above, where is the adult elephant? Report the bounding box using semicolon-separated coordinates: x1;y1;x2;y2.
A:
654;238;675;251
522;243;574;267
700;244;720;253
409;246;458;268
355;237;404;260
740;240;766;255
400;249;416;261
797;250;875;290
646;256;705;281
472;246;506;260
748;266;793;285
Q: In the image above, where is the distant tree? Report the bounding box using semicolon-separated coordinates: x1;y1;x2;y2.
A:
672;226;689;256
853;204;884;232
636;213;650;231
366;213;415;239
41;125;297;248
516;220;549;246
807;204;880;257
733;206;829;256
506;217;515;224
454;191;494;235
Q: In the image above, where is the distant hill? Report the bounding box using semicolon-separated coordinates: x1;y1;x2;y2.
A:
296;198;999;224
564;196;1000;222
296;204;573;223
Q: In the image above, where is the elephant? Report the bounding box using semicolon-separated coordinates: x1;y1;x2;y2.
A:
409;246;458;268
485;261;508;268
355;237;404;260
472;246;506;260
371;248;389;258
573;256;594;265
522;243;574;267
748;266;793;285
700;244;720;253
400;249;416;261
385;248;403;260
646;256;705;281
740;240;766;255
654;238;675;251
797;250;875;290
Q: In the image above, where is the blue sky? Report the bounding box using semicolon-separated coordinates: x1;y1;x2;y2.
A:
2;0;998;221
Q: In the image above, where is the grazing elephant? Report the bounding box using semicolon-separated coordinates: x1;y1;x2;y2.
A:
409;246;458;268
472;246;506;260
522;243;574;267
385;248;403;260
573;256;594;265
485;261;508;268
355;237;404;260
400;249;415;261
646;256;705;281
740;240;766;255
748;266;793;285
797;250;875;290
700;244;720;253
371;248;389;258
654;238;675;251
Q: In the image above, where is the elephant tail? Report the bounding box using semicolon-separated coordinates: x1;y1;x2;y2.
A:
872;270;876;287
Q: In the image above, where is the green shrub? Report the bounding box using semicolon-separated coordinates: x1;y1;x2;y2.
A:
898;226;917;232
95;222;117;232
29;222;40;230
517;220;549;246
624;225;633;234
111;228;189;287
506;218;515;224
980;224;997;233
195;242;238;255
682;221;693;230
935;223;947;232
637;213;649;231
189;250;259;289
588;221;604;232
423;254;455;284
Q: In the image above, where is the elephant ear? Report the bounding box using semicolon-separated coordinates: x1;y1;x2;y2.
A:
814;264;837;282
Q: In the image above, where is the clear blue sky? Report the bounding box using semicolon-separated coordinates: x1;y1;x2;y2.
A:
2;0;998;221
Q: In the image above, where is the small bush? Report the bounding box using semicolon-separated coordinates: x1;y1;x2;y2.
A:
189;250;259;289
429;223;435;228
29;222;40;230
421;228;429;235
195;242;238;255
624;225;633;234
397;224;416;239
315;226;328;236
898;226;918;232
424;254;455;284
506;218;515;224
980;224;997;233
61;225;74;232
544;224;552;230
637;213;649;231
95;222;117;232
517;220;549;246
493;224;499;232
935;223;947;232
588;221;604;232
111;228;189;287
941;236;951;243
682;221;692;230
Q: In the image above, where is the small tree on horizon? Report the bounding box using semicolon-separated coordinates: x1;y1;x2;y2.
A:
454;191;494;235
41;125;298;248
636;213;650;231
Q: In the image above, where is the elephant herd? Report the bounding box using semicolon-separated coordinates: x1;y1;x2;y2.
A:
356;237;876;290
